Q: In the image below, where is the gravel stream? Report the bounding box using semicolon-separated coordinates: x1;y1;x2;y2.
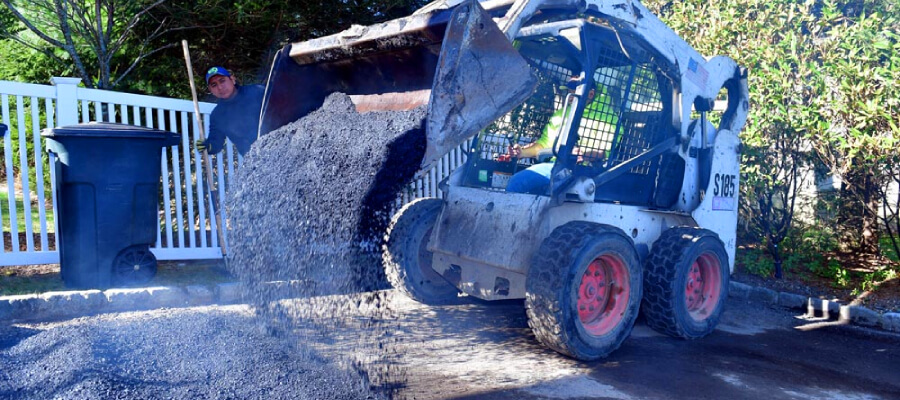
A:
226;92;426;300
223;92;429;397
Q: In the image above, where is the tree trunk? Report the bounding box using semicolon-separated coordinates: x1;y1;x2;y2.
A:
767;241;783;279
838;159;881;254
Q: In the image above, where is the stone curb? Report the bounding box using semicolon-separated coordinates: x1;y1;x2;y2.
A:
0;283;245;322
729;280;900;334
3;280;899;333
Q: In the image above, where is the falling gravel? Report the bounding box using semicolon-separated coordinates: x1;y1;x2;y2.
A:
227;92;426;300
223;92;429;397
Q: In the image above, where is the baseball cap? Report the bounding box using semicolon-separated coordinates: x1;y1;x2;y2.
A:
205;66;232;84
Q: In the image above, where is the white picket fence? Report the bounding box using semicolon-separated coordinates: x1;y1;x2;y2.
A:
0;78;464;266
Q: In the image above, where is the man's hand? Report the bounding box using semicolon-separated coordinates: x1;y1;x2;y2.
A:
508;144;523;159
195;139;208;152
573;147;584;164
497;144;522;162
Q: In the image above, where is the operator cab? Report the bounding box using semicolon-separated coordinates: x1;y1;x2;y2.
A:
462;13;682;209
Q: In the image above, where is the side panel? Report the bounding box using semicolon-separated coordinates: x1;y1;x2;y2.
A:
692;129;741;272
429;185;695;300
545;205;695;263
430;187;551;275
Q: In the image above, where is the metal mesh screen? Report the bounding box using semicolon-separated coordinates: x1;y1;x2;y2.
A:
464;59;574;188
463;39;669;194
575;47;664;173
475;59;573;164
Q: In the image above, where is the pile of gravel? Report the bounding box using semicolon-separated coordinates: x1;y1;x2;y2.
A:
0;309;379;399
224;92;429;397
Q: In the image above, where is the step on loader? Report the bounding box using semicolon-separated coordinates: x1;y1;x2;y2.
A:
259;0;750;360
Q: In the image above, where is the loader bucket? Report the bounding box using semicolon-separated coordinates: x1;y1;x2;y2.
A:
258;0;536;172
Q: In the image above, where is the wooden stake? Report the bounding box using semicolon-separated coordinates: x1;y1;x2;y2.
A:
182;40;228;259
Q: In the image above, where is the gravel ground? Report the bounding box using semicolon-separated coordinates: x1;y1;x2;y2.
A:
0;306;379;399
3;293;897;400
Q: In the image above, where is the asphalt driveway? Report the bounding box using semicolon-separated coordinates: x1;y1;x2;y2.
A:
1;292;898;399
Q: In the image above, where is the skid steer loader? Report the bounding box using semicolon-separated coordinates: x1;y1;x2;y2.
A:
258;0;749;360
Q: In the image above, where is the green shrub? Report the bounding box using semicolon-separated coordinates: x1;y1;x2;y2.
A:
808;258;851;288
882;236;900;263
642;0;900;275
736;247;775;277
855;267;898;295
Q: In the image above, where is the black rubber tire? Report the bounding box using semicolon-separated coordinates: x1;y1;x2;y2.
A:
113;245;158;285
525;222;643;361
382;198;459;304
642;227;730;339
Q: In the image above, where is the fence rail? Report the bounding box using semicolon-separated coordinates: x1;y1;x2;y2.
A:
0;78;465;266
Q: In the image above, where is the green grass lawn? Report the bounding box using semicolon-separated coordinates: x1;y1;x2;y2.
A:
0;261;232;296
0;189;55;233
0;267;66;295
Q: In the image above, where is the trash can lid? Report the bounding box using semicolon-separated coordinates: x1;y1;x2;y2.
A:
42;122;173;139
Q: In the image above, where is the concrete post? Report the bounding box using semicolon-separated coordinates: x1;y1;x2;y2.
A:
51;77;83;127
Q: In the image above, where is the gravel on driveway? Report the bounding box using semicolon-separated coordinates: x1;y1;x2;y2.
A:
0;306;380;399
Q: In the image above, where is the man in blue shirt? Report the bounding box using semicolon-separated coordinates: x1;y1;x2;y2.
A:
195;66;266;156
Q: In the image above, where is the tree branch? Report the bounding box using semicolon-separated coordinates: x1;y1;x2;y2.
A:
0;34;69;67
1;0;67;48
46;0;96;87
111;42;178;87
107;0;165;56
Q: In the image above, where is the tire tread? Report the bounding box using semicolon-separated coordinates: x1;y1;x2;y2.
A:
525;222;639;359
382;198;458;304
642;227;728;338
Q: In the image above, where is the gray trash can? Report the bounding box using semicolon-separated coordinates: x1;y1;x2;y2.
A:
43;122;180;289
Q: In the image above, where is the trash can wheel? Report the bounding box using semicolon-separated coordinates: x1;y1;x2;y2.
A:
113;245;157;285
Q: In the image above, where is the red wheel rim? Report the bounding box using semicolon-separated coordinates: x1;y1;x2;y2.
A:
577;254;631;336
684;252;722;322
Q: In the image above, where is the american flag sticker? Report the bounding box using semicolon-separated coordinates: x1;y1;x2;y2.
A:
686;58;709;89
712;196;735;211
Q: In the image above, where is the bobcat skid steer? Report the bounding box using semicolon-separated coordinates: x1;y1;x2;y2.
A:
259;0;749;361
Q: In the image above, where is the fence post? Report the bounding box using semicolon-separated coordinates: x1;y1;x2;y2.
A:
51;77;82;126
